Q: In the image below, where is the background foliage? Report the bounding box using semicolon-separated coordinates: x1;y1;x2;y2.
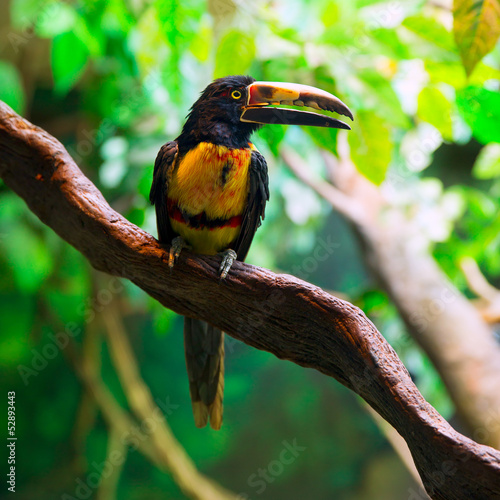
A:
1;0;500;498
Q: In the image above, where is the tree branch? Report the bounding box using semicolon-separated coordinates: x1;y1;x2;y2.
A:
1;101;499;500
100;291;237;500
282;135;500;450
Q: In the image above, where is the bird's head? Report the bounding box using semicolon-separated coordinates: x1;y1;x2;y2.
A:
178;75;353;149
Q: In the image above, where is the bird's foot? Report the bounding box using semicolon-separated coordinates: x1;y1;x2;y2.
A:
169;236;190;269
218;249;237;280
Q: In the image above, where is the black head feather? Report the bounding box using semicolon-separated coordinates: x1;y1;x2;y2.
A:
176;75;261;151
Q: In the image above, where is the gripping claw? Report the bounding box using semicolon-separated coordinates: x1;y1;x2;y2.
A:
169;236;190;269
218;249;237;279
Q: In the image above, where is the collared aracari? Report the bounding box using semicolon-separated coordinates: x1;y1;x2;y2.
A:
150;75;353;429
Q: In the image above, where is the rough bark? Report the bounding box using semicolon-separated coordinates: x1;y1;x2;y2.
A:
283;142;500;450
1;101;499;500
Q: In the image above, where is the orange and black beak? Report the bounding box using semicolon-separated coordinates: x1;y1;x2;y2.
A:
241;81;353;129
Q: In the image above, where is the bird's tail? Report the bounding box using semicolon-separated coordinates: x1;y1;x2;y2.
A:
183;317;224;430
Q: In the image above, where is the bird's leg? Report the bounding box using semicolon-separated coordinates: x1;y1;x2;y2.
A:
169;236;190;268
218;249;237;279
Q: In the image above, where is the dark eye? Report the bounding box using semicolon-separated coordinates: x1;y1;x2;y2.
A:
231;90;242;100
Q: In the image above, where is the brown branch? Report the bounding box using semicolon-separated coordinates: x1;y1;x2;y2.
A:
461;257;500;323
282;135;500;451
68;320;235;500
100;292;237;500
1;100;500;500
95;427;127;500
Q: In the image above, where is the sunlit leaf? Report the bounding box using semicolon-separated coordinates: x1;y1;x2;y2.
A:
370;29;411;60
472;143;500;178
190;24;212;61
355;69;410;129
417;86;453;140
453;0;500;76
51;31;89;94
132;6;168;76
321;1;340;27
35;2;77;38
348;111;391;185
0;61;25;113
214;30;256;78
403;14;455;51
457;86;500;144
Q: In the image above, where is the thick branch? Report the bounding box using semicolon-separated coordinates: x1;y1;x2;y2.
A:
283;137;500;450
1;101;500;500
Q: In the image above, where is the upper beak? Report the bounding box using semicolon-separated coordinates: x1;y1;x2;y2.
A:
240;81;353;129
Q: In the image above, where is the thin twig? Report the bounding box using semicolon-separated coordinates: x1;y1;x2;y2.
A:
101;296;237;500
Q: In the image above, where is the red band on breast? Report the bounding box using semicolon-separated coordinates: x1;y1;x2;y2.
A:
167;199;242;230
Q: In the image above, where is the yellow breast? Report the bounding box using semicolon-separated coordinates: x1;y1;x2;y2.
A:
167;142;252;254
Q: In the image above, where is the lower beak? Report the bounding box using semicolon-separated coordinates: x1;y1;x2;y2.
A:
241;81;353;129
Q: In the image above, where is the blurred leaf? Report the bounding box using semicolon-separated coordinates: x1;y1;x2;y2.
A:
417;86;453;140
0;294;33;365
126;206;146;226
51;31;89;94
133;6;168;76
453;0;500;76
425;60;467;88
214;30;256;78
208;0;237;23
0;221;53;293
348;111;391;185
472;143;500;178
306;126;339;155
10;0;46;29
257;123;286;155
190;24;212;61
457;86;500;144
355;69;410;129
35;2;77;38
403;14;455;51
370;28;411;60
321;1;340;27
0;61;25;113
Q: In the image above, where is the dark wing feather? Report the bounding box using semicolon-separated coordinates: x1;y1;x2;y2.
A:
232;150;269;261
149;141;178;243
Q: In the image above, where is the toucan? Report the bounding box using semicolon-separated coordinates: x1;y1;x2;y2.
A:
150;75;353;429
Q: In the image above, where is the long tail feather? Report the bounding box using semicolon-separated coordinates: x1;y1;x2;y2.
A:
184;317;224;430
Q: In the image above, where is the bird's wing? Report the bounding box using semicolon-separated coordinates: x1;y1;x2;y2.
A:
149;141;178;243
232;149;270;261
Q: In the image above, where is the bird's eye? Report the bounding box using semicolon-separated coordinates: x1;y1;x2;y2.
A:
231;90;242;100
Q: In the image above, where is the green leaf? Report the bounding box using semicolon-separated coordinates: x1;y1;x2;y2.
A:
0;224;53;293
190;24;212;62
355;69;410;129
348;111;391;185
51;31;89;94
214;30;256;78
417;86;453;140
0;61;25;113
453;0;500;76
403;14;455;51
321;2;340;27
457;86;500;144
35;2;77;38
0;294;34;366
472;143;500;178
